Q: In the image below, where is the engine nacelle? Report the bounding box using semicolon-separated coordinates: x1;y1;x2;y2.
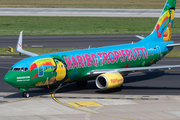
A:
95;73;124;89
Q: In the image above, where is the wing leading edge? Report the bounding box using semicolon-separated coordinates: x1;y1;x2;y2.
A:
87;65;180;76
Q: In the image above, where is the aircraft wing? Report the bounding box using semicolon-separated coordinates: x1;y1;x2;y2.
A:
16;31;38;57
167;43;180;47
87;65;180;75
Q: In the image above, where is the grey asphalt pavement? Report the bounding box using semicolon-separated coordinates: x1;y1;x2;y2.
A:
1;34;180;120
1;55;180;94
0;34;180;49
1;56;180;120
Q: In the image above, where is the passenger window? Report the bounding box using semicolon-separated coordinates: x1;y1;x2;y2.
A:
25;67;28;71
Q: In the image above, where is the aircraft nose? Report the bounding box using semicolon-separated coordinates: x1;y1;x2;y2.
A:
4;71;32;88
4;72;15;86
4;73;12;85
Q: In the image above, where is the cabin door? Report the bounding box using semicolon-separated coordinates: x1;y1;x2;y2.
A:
156;46;162;60
38;61;44;77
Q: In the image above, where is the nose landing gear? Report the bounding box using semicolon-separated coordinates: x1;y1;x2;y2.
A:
22;92;29;98
20;88;29;98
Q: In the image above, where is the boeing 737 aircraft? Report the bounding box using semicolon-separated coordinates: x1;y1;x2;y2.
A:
4;0;180;98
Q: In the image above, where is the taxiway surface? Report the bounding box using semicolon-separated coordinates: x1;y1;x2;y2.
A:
1;56;180;95
1;34;180;49
1;34;180;119
1;56;180;120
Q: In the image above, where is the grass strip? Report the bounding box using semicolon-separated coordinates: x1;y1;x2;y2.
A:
1;0;180;9
165;49;180;57
0;16;180;36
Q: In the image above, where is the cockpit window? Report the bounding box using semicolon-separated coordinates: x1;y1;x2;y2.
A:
11;67;28;71
14;68;21;71
25;67;28;71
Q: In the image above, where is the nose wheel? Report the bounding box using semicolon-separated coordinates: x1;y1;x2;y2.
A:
22;92;29;98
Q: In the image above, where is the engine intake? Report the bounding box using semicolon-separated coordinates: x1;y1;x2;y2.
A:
96;73;124;89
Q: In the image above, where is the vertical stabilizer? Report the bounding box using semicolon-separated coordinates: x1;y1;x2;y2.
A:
139;0;176;43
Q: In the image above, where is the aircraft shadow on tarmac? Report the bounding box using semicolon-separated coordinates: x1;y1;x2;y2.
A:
4;71;180;98
4;87;54;98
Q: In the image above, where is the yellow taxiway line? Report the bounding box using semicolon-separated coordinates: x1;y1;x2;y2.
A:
51;86;137;120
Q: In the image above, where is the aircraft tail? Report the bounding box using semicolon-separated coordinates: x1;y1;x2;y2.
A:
139;0;176;43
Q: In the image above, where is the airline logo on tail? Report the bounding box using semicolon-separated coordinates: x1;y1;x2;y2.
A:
156;2;175;41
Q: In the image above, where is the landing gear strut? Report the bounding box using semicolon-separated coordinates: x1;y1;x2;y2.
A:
22;92;29;98
119;84;123;91
20;88;29;98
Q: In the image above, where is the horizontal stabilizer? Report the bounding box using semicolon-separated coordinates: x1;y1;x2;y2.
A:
135;35;145;40
167;43;180;47
16;31;38;57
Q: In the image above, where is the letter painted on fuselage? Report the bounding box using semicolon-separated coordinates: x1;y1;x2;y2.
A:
64;47;148;70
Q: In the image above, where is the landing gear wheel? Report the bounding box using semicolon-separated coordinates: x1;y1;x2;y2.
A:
22;92;29;98
76;81;87;87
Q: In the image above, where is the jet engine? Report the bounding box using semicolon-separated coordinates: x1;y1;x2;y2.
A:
95;73;124;89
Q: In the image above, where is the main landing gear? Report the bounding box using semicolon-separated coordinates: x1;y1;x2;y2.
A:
22;92;29;98
119;84;123;91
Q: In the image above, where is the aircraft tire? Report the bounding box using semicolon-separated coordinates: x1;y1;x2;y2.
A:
22;92;29;98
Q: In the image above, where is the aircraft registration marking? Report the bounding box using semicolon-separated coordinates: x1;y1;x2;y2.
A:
66;101;104;107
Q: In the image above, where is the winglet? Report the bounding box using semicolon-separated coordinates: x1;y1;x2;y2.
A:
16;31;23;52
16;31;38;57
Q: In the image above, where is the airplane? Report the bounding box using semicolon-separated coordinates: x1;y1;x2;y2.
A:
4;0;180;98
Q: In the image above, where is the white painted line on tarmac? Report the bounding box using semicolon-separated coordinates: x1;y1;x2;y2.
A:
161;60;180;62
0;56;12;59
0;8;180;17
